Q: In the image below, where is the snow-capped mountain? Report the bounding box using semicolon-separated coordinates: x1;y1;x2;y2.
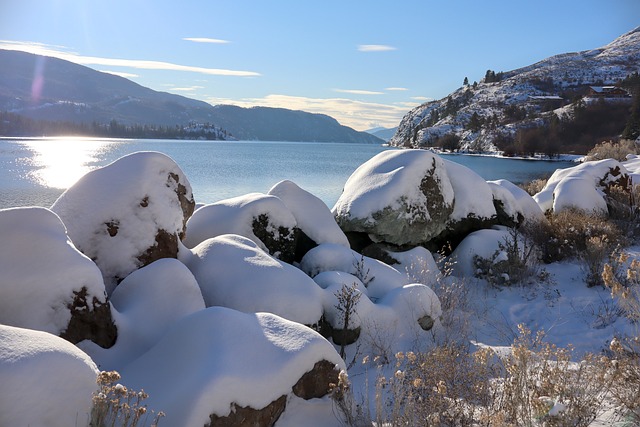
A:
390;27;640;152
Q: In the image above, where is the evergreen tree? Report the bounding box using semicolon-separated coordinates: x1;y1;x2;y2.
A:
463;76;469;86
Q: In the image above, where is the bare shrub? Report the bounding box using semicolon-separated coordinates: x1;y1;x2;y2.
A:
580;235;615;287
524;209;624;263
90;370;164;427
585;139;639;162
520;178;549;196
606;182;640;240
473;227;542;286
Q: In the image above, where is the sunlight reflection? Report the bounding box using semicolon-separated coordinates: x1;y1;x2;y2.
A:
24;138;114;189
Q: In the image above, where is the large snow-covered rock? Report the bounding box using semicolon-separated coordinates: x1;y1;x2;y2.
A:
82;258;207;370
333;149;455;247
0;207;116;347
268;180;350;260
51;151;195;294
0;325;99;427
183;193;299;263
181;234;324;325
119;307;345;427
534;158;631;214
449;226;514;277
489;179;544;223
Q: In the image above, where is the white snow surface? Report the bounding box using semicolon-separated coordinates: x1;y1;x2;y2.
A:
300;243;410;300
181;234;324;325
268;179;349;247
533;158;628;214
332;149;454;223
0;324;98;427
489;179;545;223
442;159;497;221
183;192;297;251
51;151;193;294
450;226;513;277
119;307;345;427
0;206;107;335
81;258;206;370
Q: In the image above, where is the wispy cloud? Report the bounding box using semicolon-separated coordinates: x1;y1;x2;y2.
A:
183;37;230;44
411;96;434;101
333;89;384;95
99;70;139;79
0;40;259;77
170;86;204;92
206;94;410;131
385;87;408;91
357;44;397;52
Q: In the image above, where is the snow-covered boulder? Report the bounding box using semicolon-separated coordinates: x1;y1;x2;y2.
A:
332;149;455;247
51;151;195;294
0;325;99;427
300;243;410;301
183;193;299;263
0;207;116;347
181;234;324;325
119;307;345;427
82;258;207;370
489;179;544;223
268;180;350;260
533;159;631;215
449;226;514;277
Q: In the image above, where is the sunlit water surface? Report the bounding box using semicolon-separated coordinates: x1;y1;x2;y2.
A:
0;138;574;209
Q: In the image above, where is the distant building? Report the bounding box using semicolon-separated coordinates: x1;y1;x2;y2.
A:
587;86;631;98
527;95;564;108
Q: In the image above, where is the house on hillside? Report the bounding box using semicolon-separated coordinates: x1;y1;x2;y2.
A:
587;86;631;98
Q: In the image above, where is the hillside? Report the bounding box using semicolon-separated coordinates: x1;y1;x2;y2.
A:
0;49;382;144
390;27;640;153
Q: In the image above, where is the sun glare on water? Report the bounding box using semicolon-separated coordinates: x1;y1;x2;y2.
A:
24;138;112;189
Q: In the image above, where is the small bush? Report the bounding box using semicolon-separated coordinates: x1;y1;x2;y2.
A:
524;209;624;263
473;227;542;286
90;371;164;427
585;139;639;162
520;178;548;197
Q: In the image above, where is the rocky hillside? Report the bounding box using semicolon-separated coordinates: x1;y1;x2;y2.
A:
0;49;382;143
390;27;640;152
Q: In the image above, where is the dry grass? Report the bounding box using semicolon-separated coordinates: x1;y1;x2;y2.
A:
585;139;639;162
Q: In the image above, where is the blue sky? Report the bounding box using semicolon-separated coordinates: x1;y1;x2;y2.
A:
0;0;638;130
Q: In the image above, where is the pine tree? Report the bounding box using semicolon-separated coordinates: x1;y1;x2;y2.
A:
463;76;469;86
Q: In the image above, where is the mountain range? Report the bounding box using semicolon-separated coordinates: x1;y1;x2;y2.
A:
390;27;640;152
0;49;382;144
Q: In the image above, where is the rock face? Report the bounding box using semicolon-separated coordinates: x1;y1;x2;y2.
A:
534;159;631;215
51;152;195;293
333;150;455;247
183;193;299;263
0;207;116;348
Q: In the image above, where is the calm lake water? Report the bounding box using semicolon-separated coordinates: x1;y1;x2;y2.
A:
0;138;574;209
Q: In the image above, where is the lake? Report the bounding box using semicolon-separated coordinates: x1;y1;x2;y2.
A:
0;138;574;209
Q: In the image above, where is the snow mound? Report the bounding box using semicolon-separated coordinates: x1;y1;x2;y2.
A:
181;234;324;325
300;243;410;300
443;159;497;221
183;193;298;262
119;307;345;427
0;324;98;427
450;226;513;277
533;159;630;214
268;179;349;247
51;151;195;294
0;207;108;336
82;258;207;370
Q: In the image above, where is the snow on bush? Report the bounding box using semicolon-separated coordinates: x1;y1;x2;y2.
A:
0;206;108;336
533;158;630;214
51;151;195;294
119;307;345;427
268;179;349;247
0;324;98;427
181;234;324;325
